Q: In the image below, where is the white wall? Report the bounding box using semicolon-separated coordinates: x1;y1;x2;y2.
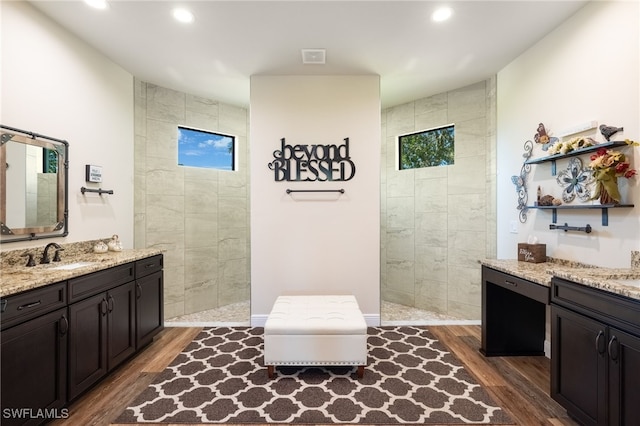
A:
1;1;134;251
497;1;639;268
250;76;381;325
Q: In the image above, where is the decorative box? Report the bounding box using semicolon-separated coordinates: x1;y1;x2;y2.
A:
517;243;546;263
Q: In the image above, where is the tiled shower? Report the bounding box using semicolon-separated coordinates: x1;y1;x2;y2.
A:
135;78;496;323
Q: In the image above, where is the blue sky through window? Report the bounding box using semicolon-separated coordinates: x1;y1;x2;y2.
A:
178;126;235;170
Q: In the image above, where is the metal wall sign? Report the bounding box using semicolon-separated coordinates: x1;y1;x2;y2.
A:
268;137;356;182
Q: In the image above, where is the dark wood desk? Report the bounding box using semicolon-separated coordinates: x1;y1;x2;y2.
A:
481;265;550;356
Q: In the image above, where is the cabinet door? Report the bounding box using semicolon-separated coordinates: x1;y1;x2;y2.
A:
551;304;607;426
135;270;164;349
608;328;640;426
107;281;136;370
68;293;108;401
1;308;68;426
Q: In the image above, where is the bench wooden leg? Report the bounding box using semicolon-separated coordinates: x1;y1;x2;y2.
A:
267;365;275;379
357;365;364;378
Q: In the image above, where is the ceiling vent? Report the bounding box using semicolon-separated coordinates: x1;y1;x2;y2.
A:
301;49;326;65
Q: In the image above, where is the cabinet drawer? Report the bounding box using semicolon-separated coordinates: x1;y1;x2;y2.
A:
482;266;549;304
0;282;67;330
135;254;163;279
68;263;134;303
552;277;640;333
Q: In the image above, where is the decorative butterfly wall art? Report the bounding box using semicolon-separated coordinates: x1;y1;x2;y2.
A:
534;123;559;151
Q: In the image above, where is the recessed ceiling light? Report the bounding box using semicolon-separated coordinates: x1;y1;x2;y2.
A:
432;7;453;22
84;0;108;10
172;8;194;24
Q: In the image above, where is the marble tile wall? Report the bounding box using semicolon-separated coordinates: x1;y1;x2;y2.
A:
134;80;250;319
381;78;497;319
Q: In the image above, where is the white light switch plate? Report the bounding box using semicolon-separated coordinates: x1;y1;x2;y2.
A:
509;220;518;234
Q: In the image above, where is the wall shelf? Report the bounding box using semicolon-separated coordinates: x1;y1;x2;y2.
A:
527;204;634;226
524;140;630;175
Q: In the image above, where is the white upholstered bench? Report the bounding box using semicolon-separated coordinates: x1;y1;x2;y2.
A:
264;295;367;378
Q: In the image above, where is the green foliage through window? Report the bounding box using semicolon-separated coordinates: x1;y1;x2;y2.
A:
399;125;454;170
43;149;58;173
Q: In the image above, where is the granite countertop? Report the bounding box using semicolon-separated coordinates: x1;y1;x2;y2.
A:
0;240;163;298
480;257;640;301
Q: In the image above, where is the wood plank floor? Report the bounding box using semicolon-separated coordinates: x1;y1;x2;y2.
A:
52;325;579;426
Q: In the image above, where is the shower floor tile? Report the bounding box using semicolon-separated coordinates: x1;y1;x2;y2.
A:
165;300;478;326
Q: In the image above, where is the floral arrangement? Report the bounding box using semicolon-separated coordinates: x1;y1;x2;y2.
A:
589;139;639;203
547;137;595;155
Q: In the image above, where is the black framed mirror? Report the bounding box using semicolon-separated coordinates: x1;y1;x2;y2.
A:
1;125;69;243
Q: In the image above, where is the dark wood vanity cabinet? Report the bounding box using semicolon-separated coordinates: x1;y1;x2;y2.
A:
551;277;640;426
0;284;68;426
0;254;163;424
67;279;136;400
551;304;607;425
135;254;164;349
0;309;68;426
607;328;640;426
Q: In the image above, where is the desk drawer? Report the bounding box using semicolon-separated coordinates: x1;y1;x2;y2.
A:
482;266;549;304
0;282;67;330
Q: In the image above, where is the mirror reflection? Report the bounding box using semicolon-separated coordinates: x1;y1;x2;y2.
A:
1;125;68;243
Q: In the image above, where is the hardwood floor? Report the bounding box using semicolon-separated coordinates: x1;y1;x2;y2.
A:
52;325;578;426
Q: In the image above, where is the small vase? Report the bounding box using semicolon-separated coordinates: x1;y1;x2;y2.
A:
108;234;123;252
93;241;108;253
598;181;620;206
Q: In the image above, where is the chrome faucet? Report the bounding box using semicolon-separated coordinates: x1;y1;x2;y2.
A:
41;242;62;264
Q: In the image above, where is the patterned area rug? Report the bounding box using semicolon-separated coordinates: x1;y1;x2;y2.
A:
116;326;512;424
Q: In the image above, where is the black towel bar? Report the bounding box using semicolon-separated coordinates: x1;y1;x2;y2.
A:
81;187;114;195
549;223;592;233
286;189;345;194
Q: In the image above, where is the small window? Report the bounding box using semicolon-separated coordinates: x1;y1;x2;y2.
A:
398;124;454;170
177;126;235;171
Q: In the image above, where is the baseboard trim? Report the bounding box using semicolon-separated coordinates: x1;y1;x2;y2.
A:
544;339;551;359
165;321;250;328
167;316;481;329
381;319;481;326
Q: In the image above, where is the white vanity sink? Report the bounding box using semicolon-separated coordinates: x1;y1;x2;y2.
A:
51;261;96;270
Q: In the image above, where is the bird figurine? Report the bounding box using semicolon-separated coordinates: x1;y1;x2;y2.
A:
599;124;623;141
